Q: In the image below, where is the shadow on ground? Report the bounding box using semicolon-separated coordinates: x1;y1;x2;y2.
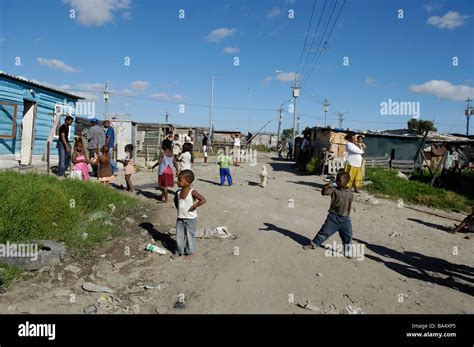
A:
287;180;326;189
407;218;453;233
355;238;474;296
259;222;311;246
139;222;177;252
197;178;221;186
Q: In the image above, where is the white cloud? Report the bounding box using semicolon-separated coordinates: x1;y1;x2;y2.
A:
410;80;474;101
267;7;281;18
423;3;442;12
63;0;132;27
78;82;104;92
223;46;239;54
151;93;186;102
365;76;376;85
276;71;299;82
427;11;470;29
37;57;79;72
263;76;273;83
205;27;237;42
130;80;150;91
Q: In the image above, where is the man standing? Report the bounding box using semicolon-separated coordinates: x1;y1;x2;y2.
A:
202;133;209;164
57;115;74;177
184;130;193;143
103;120;118;175
87;118;106;177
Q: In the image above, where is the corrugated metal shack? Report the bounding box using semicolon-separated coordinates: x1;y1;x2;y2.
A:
0;72;84;169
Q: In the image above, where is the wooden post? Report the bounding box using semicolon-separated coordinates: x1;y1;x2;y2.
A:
46;141;50;176
145;143;148;170
431;150;448;186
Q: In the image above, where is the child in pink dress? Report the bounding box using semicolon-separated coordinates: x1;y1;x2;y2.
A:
72;140;90;181
152;139;178;203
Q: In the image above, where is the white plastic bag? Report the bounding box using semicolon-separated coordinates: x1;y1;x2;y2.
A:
71;170;83;180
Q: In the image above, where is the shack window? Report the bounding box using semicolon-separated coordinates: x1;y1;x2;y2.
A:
0;101;18;139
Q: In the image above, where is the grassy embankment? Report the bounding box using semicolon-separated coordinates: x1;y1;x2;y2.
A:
365;168;473;213
0;171;139;287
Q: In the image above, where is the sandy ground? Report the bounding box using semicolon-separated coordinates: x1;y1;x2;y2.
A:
0;152;473;314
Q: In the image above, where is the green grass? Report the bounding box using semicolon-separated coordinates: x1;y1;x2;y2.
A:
365;168;473;213
0;262;31;288
0;171;140;287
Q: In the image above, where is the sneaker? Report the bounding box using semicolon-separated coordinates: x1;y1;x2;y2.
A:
303;242;316;250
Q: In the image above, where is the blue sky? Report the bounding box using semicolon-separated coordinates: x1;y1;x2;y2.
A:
1;0;473;134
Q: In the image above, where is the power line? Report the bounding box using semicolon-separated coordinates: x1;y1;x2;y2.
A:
66;88;279;113
295;0;318;75
298;0;326;77
300;0;337;83
301;0;346;86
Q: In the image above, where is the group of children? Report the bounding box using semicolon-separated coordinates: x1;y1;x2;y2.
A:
71;138;135;192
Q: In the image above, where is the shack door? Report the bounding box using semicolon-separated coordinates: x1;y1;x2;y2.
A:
20;100;36;165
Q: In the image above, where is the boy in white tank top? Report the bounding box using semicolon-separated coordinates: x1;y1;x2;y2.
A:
172;170;206;258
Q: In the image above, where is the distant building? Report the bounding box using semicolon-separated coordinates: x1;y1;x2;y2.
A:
251;132;278;148
0;72;84;169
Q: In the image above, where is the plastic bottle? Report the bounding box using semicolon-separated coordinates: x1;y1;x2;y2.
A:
146;244;167;255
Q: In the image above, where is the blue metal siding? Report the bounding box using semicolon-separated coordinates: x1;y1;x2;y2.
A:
0;77;79;157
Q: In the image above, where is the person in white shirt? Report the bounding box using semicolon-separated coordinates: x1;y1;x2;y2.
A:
231;133;241;166
178;142;193;173
344;133;365;193
173;170;206;257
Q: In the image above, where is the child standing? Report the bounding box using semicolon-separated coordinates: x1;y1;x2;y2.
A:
72;139;90;181
153;139;178;202
173;170;206;257
178;142;193;174
303;171;354;256
118;144;135;192
98;145;114;187
216;148;233;186
172;134;182;158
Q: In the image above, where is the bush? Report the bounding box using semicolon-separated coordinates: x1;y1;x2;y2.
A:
305;157;320;174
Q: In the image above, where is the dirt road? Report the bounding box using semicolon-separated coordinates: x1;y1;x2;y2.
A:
1;153;473;314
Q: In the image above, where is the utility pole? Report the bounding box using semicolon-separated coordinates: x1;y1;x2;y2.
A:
103;81;110;119
248;88;252;134
277;107;283;143
323;98;330;127
338;111;349;129
209;76;215;137
466;97;473;136
297;115;300;134
292;79;300;158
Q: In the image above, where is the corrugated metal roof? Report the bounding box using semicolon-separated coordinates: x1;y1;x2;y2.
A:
0;71;84;100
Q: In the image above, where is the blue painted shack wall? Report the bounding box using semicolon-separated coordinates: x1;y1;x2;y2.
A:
0;77;79;157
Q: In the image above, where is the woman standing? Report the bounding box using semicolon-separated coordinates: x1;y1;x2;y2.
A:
344;134;364;193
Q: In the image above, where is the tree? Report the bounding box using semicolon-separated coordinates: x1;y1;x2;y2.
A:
281;128;295;141
407;119;437;134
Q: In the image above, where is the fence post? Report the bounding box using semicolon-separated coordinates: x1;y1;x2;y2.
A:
47;141;50;176
145;143;148;169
